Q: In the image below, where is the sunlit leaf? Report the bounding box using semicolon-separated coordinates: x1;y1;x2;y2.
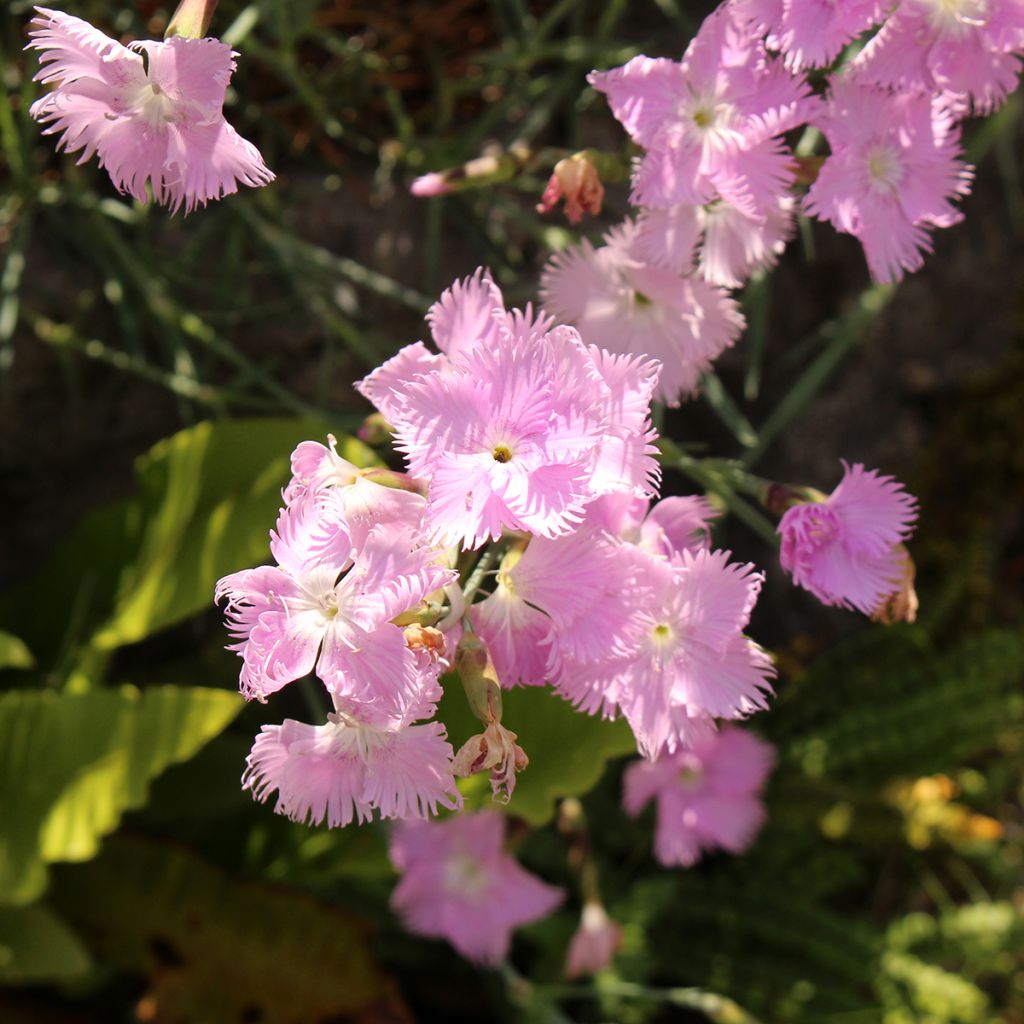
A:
0;686;242;905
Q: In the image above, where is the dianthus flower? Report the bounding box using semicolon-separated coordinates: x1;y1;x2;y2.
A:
732;0;887;69
357;270;661;549
555;501;774;760
853;0;1024;114
540;220;744;405
635;194;795;289
471;526;647;688
804;81;973;283
27;7;273;213
777;460;918;616
243;681;461;828
389;811;563;964
589;6;812;215
623;724;774;867
216;487;454;725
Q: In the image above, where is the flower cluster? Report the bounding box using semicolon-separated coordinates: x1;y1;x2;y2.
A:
546;0;1024;365
217;438;463;826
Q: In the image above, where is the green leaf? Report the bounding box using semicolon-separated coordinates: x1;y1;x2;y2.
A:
440;681;637;826
0;904;90;984
0;632;34;671
52;837;388;1021
93;417;377;650
0;685;242;905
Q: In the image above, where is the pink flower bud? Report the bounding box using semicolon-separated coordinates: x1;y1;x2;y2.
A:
565;903;623;978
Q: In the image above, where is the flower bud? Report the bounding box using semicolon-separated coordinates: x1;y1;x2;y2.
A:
564;903;622;978
165;0;219;38
537;152;604;224
453;634;528;801
357;412;393;446
403;623;447;662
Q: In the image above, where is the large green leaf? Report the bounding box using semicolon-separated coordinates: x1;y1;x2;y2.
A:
92;418;376;649
439;681;637;826
0;686;242;905
52;837;389;1022
0;904;90;985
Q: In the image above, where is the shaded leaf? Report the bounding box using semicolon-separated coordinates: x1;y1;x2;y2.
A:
52;836;390;1024
0;685;242;905
0;904;90;985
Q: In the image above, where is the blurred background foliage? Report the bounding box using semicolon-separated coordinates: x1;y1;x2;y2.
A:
1;0;1022;1021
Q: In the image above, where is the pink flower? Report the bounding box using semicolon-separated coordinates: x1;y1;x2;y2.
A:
471;527;647;688
804;81;973;283
778;460;919;616
284;434;426;547
564;903;623;978
27;7;273;213
623;724;774;867
589;7;812;215
389;811;563;964
244;712;461;828
556;538;775;760
635;195;795;288
586;493;718;557
733;0;887;69
540;220;744;406
359;272;660;549
853;0;1024;115
216;493;454;724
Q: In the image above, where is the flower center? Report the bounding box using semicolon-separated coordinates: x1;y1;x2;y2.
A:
866;145;903;194
443;852;490;898
678;762;704;790
921;0;987;34
492;443;513;463
134;80;178;127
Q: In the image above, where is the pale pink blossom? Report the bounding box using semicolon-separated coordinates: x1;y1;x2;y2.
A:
360;273;660;549
244;712;461;828
565;903;623;978
585;493;718;558
216;493;455;724
540;220;744;406
853;0;1024;115
778;461;919;615
556;543;775;759
589;7;812;215
471;527;647;688
624;724;774;867
27;7;273;213
284;435;426;547
804;81;973;283
635;195;795;288
732;0;887;69
389;811;563;964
